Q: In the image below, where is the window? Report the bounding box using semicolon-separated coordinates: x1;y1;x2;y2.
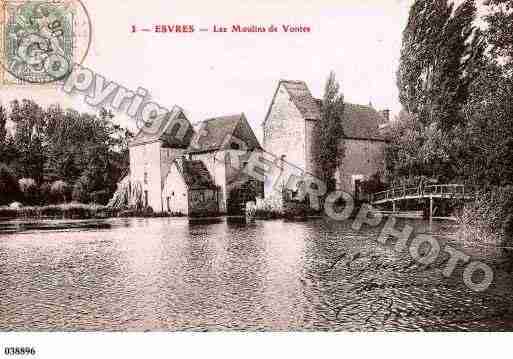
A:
230;142;240;150
144;191;149;207
144;172;148;184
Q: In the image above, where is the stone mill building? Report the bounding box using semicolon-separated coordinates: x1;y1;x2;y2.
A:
126;107;263;216
120;79;388;216
262;80;388;205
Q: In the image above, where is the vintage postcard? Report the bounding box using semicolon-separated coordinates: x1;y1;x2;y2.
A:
0;0;512;357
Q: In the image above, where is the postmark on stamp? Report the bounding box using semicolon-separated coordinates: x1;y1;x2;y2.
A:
0;0;91;85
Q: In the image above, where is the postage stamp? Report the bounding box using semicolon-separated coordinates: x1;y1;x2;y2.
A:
0;0;91;85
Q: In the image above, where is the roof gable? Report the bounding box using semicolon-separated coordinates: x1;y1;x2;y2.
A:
281;80;321;120
232;115;262;151
264;79;386;141
130;106;193;147
189;113;261;153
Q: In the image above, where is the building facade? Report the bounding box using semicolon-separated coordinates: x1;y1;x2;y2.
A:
126;109;263;216
121;80;386;216
262;80;388;205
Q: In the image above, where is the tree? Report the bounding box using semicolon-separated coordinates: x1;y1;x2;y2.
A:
0;105;7;156
1;100;130;206
459;63;513;186
318;71;345;190
18;178;39;205
384;109;458;186
397;0;484;130
39;182;52;204
0;163;19;205
72;174;90;203
50;180;70;203
484;0;513;70
9;99;46;182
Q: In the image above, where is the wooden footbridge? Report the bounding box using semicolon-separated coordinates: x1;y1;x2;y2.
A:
370;184;476;220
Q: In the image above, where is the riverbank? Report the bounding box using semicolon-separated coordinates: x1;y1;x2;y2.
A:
0;203;110;220
456;186;513;246
0;204;205;220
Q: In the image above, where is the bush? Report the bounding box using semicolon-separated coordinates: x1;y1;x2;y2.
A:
458;186;513;245
90;190;110;205
252;197;283;219
0;163;19;205
0;207;18;218
118;207;169;218
0;203;108;219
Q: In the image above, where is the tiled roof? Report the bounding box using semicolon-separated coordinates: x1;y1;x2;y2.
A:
265;80;387;141
129;106;192;147
315;99;386;141
281;80;321;120
188;114;261;153
180;160;216;189
342;103;386;141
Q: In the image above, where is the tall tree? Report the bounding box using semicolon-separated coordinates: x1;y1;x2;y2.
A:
9;99;46;182
318;71;345;190
0;105;7;157
397;0;484;130
484;0;513;70
459;63;513;186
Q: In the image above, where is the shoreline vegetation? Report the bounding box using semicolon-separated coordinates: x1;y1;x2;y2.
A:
0;203;190;220
456;187;513;247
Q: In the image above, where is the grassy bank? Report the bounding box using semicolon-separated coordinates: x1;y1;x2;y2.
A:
0;203;111;220
0;204;192;220
457;186;513;246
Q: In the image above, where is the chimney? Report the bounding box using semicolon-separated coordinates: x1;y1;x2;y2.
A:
381;109;390;122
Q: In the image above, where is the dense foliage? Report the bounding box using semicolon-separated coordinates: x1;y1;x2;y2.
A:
0;100;131;206
391;0;513;243
317;71;346;190
459;186;513;244
389;0;513;188
397;0;484;131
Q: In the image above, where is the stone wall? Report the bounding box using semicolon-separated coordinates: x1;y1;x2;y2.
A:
160;147;187;186
188;188;219;217
189;151;227;213
129;141;163;212
336;139;386;194
162;163;189;215
263;83;307;201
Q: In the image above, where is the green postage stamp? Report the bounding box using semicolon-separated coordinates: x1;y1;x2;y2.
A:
0;0;90;85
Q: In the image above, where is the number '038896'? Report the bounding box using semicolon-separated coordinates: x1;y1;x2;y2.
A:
4;347;36;356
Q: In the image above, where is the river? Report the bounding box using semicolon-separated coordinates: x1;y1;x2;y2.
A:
0;217;512;331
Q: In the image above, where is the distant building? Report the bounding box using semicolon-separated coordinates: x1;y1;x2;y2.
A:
188;114;263;214
121;79;387;216
126;107;263;216
263;80;388;204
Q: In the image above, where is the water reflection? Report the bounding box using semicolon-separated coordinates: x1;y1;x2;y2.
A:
0;217;512;331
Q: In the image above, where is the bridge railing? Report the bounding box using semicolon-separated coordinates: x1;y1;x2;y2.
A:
370;184;476;204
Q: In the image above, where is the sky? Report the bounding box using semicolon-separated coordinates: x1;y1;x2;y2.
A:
0;0;415;140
